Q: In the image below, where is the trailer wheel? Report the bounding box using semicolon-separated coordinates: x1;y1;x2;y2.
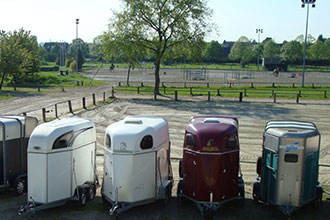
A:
87;184;96;201
79;188;87;205
179;159;183;178
14;177;26;195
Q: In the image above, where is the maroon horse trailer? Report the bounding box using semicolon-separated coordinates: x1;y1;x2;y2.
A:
177;115;244;219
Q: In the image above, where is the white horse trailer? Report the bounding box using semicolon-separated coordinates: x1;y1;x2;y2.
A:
101;116;173;216
18;117;98;215
0;116;38;195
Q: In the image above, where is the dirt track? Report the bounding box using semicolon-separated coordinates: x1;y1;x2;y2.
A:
1;68;330;219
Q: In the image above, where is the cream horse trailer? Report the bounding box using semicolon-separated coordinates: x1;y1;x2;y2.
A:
101;116;173;216
0;116;38;195
18;117;98;214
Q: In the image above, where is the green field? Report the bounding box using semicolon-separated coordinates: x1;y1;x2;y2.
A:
115;85;330;100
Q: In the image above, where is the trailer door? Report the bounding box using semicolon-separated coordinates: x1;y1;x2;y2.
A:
47;132;73;203
261;149;277;203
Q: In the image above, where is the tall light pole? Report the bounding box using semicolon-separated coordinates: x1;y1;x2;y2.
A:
256;29;263;71
301;0;315;87
76;18;79;72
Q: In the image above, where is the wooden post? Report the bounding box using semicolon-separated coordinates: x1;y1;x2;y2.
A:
55;104;58;118
81;81;84;86
312;83;314;88
207;83;209;88
93;93;96;105
190;87;193;96
217;89;220;96
251;82;254;88
324;91;327;98
14;85;16;91
141;82;144;87
244;88;247;96
38;87;40;92
208;91;211;101
239;92;243;102
22;112;27;116
154;92;157;100
112;87;115;98
77;81;80;86
61;85;64;92
272;90;274;97
299;90;302;97
273;93;277;103
82;97;86;109
175;90;178;101
103;92;106;102
184;82;186;88
118;82;121;87
137;87;140;94
272;83;275;88
292;83;295;88
42;108;46;122
68;100;73;113
296;94;300;104
162;82;165;87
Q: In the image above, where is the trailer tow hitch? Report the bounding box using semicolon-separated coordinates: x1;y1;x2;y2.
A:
109;205;119;216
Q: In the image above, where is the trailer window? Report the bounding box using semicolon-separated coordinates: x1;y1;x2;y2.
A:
105;134;111;149
140;135;153;149
185;133;196;147
285;154;298;163
226;135;237;148
53;131;73;149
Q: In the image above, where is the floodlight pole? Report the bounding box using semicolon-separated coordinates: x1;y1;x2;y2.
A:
301;0;315;87
256;29;263;71
76;18;79;73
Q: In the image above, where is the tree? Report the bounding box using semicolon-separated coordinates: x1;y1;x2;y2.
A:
307;40;328;62
203;40;223;63
0;29;41;89
229;36;255;66
101;30;145;86
263;39;280;59
281;40;303;64
108;0;212;94
89;35;105;61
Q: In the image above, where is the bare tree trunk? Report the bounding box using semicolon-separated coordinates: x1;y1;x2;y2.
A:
0;73;6;90
127;64;131;86
154;59;161;95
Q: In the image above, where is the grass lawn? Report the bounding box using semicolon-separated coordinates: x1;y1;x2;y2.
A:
115;85;330;100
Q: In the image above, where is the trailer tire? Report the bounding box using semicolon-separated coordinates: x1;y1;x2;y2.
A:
179;159;183;178
87;184;96;201
79;188;87;205
14;177;26;195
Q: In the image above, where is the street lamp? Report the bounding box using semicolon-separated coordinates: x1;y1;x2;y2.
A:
256;29;263;71
301;0;315;87
76;18;79;72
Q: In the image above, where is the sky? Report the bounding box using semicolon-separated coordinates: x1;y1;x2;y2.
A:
0;0;329;44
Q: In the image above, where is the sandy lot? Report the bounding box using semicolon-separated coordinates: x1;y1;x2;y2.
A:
1;67;330;219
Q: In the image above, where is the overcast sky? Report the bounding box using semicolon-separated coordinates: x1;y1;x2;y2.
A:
0;0;329;44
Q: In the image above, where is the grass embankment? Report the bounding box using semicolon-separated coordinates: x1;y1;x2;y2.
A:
0;70;105;99
115;85;330;100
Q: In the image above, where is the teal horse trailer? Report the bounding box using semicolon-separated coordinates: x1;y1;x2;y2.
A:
253;121;322;216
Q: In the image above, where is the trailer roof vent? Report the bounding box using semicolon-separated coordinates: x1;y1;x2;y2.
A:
204;118;220;123
125;119;143;124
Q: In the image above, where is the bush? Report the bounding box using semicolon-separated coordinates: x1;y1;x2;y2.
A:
70;61;76;71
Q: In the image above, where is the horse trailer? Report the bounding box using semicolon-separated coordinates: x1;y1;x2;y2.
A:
0;115;38;195
18;117;98;214
177;116;244;219
101;116;173;216
253;120;323;216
